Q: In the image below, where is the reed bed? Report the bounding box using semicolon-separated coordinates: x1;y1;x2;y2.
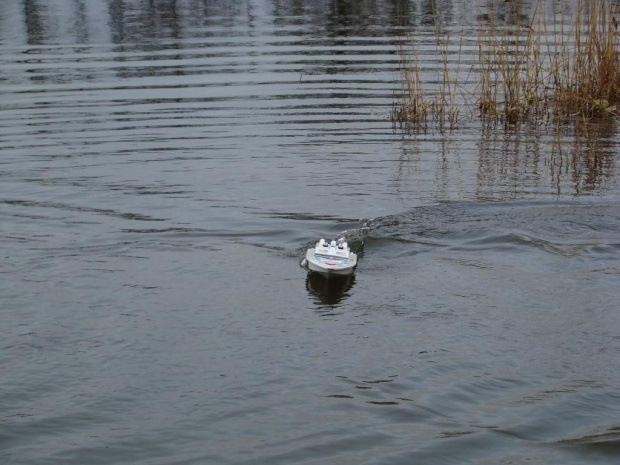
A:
392;0;620;129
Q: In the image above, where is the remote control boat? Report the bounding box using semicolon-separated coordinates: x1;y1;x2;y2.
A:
303;238;357;276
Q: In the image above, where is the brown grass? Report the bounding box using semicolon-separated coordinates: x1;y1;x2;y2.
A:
392;0;620;128
552;0;620;118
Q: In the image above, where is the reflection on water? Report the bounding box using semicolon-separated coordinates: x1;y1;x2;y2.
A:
1;0;617;202
554;120;619;195
395;119;619;203
306;271;356;307
478;121;618;199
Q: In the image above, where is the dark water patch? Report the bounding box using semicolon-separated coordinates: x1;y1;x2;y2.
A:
264;212;360;222
438;430;475;438
305;273;356;308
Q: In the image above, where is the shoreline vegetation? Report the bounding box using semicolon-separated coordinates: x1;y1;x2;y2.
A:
391;0;620;130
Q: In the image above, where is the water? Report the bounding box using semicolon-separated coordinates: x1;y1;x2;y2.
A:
1;1;619;464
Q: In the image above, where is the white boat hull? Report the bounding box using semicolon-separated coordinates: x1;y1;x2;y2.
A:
305;248;357;276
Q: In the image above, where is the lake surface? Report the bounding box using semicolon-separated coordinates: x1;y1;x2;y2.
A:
1;1;619;464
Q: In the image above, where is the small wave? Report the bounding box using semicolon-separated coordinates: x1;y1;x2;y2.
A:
555;425;620;452
1;199;166;222
344;201;620;258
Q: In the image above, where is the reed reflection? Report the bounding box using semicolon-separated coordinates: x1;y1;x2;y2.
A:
477;121;618;199
394;118;618;202
549;120;618;195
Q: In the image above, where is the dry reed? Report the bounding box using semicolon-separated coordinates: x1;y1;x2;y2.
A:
392;0;620;128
